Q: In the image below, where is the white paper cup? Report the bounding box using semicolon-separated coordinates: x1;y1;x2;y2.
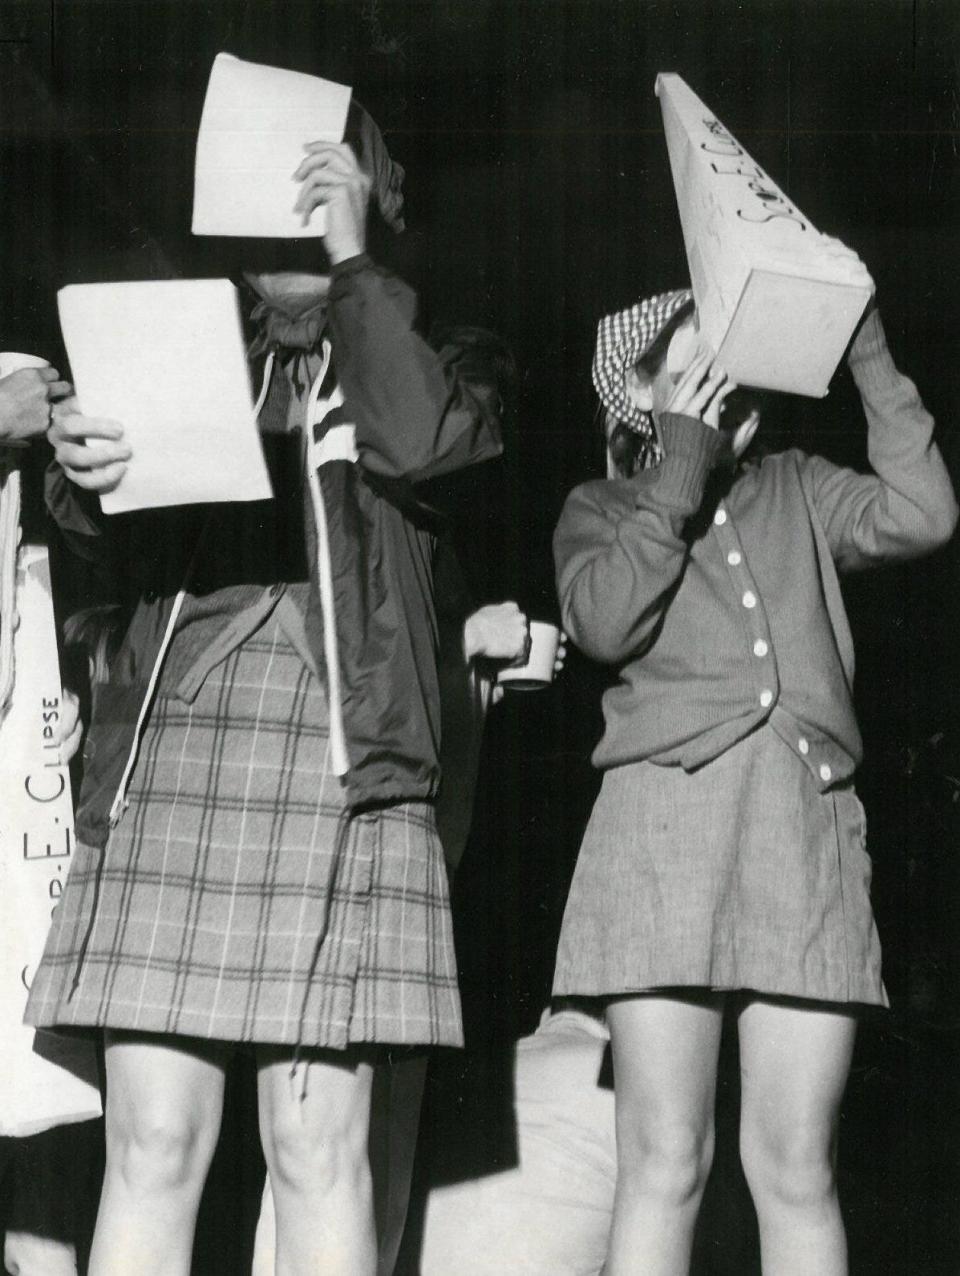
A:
0;351;49;377
497;620;561;691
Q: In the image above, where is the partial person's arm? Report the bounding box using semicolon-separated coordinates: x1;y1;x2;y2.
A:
0;366;71;442
463;601;529;664
294;139;502;483
51;687;83;761
555;415;723;664
804;306;958;568
328;257;503;483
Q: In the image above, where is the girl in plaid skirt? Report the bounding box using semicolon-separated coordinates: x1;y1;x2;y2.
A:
553;267;956;1274
28;99;504;1275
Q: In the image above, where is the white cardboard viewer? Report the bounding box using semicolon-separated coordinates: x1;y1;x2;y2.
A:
656;73;873;397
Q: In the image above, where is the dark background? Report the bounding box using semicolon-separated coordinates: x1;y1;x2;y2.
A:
2;1;958;1271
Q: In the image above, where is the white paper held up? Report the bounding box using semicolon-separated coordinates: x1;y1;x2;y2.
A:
655;73;873;398
193;52;352;239
57;278;273;514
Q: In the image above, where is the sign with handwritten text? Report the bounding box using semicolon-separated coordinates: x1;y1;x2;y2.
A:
0;544;101;1136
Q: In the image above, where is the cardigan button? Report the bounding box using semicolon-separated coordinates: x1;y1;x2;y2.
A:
742;591;757;609
714;508;727;526
727;550;742;566
798;737;810;755
753;638;768;658
759;689;773;708
819;763;833;783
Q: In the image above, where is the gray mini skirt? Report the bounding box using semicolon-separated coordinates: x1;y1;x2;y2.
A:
553;725;886;1007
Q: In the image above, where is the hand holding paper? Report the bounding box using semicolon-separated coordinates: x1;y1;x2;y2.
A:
819;234;875;291
293;141;372;262
57;278;273;513
48;404;130;495
193;53;352;239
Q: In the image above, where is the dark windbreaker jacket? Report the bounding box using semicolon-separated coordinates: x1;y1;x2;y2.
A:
50;254;503;849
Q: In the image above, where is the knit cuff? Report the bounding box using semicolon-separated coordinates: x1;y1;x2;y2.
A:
330;252;373;285
649;412;725;509
847;308;899;393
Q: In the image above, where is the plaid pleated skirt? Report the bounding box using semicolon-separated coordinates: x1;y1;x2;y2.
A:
26;617;463;1049
554;724;886;1007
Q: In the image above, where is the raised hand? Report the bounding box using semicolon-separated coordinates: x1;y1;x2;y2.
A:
293;142;372;265
819;234;875;292
665;348;737;431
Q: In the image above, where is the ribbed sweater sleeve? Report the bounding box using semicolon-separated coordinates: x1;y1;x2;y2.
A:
554;414;724;664
802;308;958;570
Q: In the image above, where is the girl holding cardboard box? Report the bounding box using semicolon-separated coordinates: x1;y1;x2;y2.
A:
553;276;956;1274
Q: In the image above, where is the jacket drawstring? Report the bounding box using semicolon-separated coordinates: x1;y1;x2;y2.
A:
67;843;106;1000
303;341;351;779
287;344;360;1099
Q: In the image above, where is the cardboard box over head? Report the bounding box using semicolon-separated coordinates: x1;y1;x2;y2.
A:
655;74;873;398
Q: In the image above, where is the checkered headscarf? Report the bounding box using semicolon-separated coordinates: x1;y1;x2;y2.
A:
592;289;694;439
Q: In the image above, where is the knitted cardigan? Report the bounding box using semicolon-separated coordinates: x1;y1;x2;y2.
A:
554;310;958;790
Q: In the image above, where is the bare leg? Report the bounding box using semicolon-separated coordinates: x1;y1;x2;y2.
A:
604;993;725;1276
251;1176;275;1276
257;1046;377;1276
253;1052;428;1276
738;997;856;1276
88;1032;228;1276
369;1053;429;1276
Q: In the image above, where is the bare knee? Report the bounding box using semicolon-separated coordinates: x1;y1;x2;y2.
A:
617;1109;715;1209
264;1097;369;1199
106;1101;218;1196
741;1121;837;1212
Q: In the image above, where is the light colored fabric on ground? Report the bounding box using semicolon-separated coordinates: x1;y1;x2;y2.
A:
419;1010;615;1275
3;1231;77;1276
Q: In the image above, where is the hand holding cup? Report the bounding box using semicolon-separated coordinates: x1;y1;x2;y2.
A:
497;620;565;692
